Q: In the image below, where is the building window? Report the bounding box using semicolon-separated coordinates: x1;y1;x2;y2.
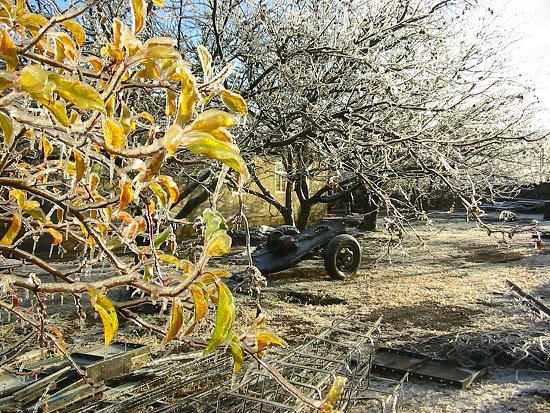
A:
274;162;286;193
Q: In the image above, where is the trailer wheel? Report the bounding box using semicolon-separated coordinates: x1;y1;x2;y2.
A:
324;234;361;280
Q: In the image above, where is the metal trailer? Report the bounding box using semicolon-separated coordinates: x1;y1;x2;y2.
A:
251;217;363;280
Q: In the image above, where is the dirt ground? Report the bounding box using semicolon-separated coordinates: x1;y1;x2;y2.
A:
2;211;549;412
231;211;550;412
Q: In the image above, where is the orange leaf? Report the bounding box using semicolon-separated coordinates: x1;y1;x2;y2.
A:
136;150;165;183
190;286;208;322
47;228;63;245
0;214;21;245
119;179;134;211
0;28;18;71
157;175;179;204
118;211;133;224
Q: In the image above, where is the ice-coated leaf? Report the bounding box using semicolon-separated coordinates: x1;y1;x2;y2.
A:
166;89;177;117
136;150;165;183
143;45;179;60
41;136;53;158
52;32;77;61
190;109;237;132
73;150;84;183
181;131;250;180
0;28;18;71
220;89;248;116
102;117;126;151
47;228;63;245
0;112;14;146
43;99;70;127
138;111;155;123
203;282;235;355
148;182;167;206
189;286;207;323
164;299;184;344
158;254;194;272
229;332;244;374
203;208;227;242
162;124;183;155
0;214;21;245
131;0;146;35
88;288;119;345
209;128;234;143
16;13;48;34
9;189;25;209
152;0;165;6
61;20;85;47
255;331;287;348
119;178;134;211
197;45;212;80
324;376;347;405
0;70;15;91
48;74;106;112
18;65;48;95
205;232;232;257
175;66;198;125
157;175;179;204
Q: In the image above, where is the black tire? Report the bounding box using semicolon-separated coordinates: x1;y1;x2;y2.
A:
274;225;300;236
324;234;361;280
267;225;299;251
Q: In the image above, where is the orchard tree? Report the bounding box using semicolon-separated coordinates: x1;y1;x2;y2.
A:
164;0;547;228
0;0;311;395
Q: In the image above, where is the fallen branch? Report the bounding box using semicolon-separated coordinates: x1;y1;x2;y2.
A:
505;279;550;318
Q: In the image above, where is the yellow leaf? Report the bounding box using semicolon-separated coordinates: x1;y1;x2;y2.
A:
255;331;287;348
143;45;179;60
131;0;146;35
134;59;160;80
158;253;192;270
0;112;14;146
102;117;126;151
52;31;77;61
42;136;53;159
157;175;179;204
105;95;116;117
209;128;234;143
166;89;177;117
138;111;155;123
162;124;183;155
148;182;167;206
22;200;39;211
205;232;232;257
119;178;134;211
190;109;237;132
47;228;63;245
152;0;165;6
0;28;18;71
9;189;25;209
88;288;119;345
0;214;21;245
43;99;70;127
203;282;234;355
197;45;212;80
61;20;85;47
73;150;84;183
175;66;199;125
229;332;244;374
324;376;347;405
48;73;106;112
16;13;47;34
0;70;15;91
164;299;184;344
89;172;100;191
220;89;248;116
18;64;48;95
181;131;249;181
190;286;208;322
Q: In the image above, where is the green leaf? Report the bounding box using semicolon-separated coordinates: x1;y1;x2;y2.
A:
229;332;243;374
203;208;227;242
203;282;234;355
154;226;172;248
